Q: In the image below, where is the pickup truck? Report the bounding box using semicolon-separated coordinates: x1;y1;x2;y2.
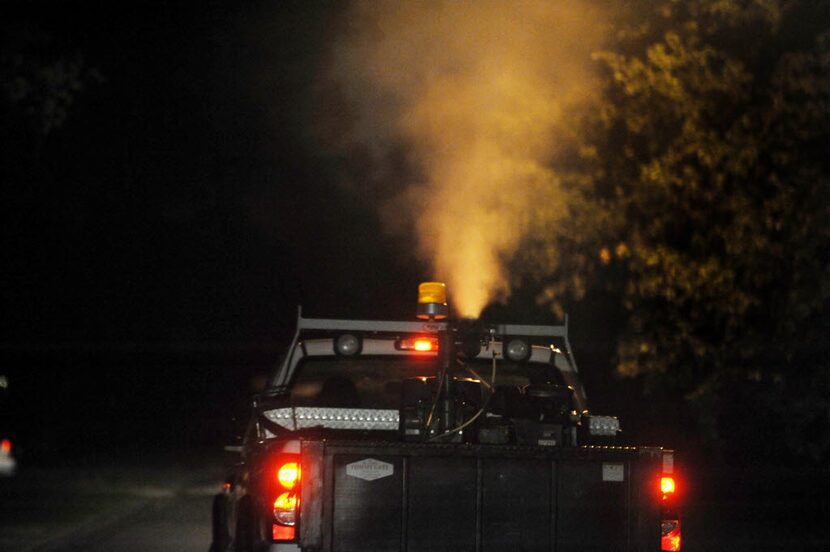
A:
211;283;681;552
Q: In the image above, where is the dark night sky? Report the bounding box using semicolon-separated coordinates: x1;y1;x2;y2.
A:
0;1;439;457
3;1;429;348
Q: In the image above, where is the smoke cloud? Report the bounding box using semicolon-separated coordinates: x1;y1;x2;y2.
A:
319;0;606;317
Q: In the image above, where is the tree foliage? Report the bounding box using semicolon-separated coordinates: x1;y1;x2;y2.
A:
531;0;830;460
1;26;101;141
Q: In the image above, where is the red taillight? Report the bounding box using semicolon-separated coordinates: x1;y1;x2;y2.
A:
0;439;10;454
661;476;676;496
278;462;300;490
659;451;680;550
273;491;298;525
272;524;295;541
661;519;681;551
272;456;301;541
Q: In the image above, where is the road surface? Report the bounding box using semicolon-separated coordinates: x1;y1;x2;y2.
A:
3;454;829;551
0;451;223;552
35;483;214;552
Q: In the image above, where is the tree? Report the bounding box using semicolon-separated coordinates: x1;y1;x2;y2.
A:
1;27;101;141
530;0;830;460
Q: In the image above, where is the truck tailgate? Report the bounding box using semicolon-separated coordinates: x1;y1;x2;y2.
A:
299;440;662;552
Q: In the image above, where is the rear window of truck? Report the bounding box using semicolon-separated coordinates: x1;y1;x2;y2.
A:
288;356;562;409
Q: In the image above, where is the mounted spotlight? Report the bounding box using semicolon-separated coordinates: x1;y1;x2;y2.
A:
334;333;362;356
504;338;531;362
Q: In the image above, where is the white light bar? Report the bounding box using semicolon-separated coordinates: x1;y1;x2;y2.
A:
262;407;399;432
587;415;621;436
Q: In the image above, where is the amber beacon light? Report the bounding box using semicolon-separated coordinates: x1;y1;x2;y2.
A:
416;282;448;320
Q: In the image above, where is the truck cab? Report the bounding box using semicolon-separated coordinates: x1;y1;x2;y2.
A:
211;283;681;552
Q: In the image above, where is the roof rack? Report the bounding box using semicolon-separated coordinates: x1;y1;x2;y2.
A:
296;311;568;340
298;316;448;334
284;307;576;365
273;308;584;407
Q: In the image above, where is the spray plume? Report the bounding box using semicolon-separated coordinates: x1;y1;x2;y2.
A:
320;0;606;317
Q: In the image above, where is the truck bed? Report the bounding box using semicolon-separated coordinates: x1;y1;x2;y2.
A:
298;440;663;552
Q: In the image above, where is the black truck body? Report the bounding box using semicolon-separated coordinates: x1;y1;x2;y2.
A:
298;440;664;552
211;305;681;552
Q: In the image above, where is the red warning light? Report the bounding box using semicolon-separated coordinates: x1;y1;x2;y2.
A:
414;339;434;351
397;337;439;352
